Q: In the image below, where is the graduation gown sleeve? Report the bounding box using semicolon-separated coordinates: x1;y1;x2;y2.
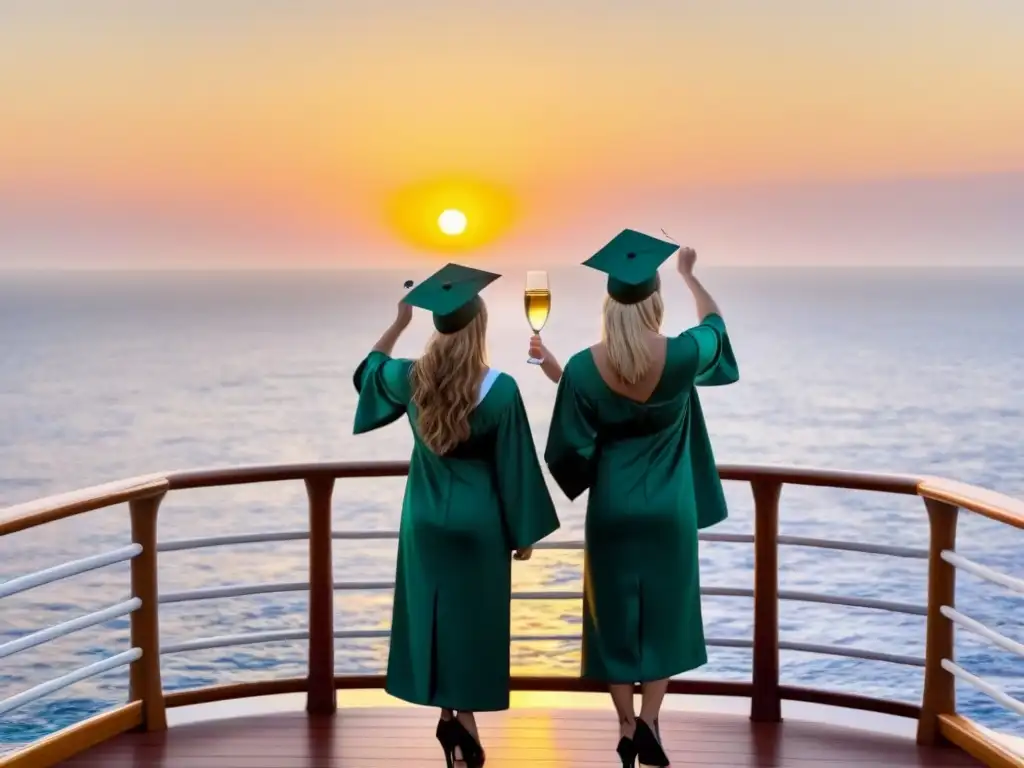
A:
494;383;561;550
682;313;739;387
543;366;599;501
675;313;739;529
352;351;412;434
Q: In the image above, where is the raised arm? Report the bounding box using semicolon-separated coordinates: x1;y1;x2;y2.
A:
674;248;738;386
372;301;413;355
352;300;415;434
677;248;721;321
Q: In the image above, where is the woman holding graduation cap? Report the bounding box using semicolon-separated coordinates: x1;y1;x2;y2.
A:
528;231;739;768
353;262;560;768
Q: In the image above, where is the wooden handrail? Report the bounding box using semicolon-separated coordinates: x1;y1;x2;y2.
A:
165;462;922;494
940;715;1024;768
0;475;168;537
0;464;921;536
918;477;1024;531
6;464;1015;533
0;703;143;768
718;465;921;495
166;461;411;490
1;461;1022;768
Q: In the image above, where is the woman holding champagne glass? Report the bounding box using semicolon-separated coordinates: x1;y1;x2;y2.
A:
527;231;739;768
353;263;560;768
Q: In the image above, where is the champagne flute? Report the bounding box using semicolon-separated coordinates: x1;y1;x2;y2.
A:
524;270;550;365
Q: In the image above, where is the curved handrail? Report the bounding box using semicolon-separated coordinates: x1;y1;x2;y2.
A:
1;462;1022;768
5;462;1022;532
0;475;168;537
919;476;1024;530
166;461;926;493
167;461;412;490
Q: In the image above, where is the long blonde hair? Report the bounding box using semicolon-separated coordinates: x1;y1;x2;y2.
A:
410;303;489;454
601;291;664;385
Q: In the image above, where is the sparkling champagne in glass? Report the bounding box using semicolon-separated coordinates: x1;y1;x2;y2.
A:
525;270;550;364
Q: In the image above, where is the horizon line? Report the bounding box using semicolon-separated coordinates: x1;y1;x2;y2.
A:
2;264;1023;274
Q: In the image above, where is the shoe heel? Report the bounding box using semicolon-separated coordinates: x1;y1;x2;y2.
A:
436;718;455;768
617;735;637;767
451;718;486;768
635;719;669;768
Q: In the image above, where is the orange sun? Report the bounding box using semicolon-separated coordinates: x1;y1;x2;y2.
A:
384;176;518;253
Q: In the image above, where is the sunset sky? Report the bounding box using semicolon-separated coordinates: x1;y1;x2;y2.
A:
1;1;1023;268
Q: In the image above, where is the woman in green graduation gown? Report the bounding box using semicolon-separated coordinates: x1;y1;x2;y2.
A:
353;263;560;768
529;232;738;768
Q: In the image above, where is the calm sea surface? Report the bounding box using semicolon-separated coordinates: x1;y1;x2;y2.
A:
1;267;1022;748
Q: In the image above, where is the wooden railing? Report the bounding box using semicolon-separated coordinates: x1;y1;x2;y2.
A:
1;463;1022;768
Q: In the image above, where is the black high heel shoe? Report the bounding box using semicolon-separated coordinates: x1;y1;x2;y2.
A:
616;734;637;767
450;717;486;768
436;716;458;768
635;718;669;768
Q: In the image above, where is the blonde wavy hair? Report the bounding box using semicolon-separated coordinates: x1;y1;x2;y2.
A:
601;290;665;385
410;303;489;454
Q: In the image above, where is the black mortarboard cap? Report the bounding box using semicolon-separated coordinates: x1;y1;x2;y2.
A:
582;228;679;304
402;263;500;333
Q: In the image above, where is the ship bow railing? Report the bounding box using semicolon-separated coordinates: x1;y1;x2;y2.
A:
0;462;1022;768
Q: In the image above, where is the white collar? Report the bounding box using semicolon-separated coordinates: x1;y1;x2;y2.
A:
476;368;500;405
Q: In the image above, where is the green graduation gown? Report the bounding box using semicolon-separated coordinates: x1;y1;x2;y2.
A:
353;351;560;711
543;313;739;684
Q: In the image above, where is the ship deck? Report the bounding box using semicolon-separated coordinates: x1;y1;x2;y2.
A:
58;702;982;768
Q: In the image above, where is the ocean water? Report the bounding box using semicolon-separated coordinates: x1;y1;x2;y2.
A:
0;267;1022;750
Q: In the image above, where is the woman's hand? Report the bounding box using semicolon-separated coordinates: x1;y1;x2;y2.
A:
529;335;564;384
528;335;548;361
677;247;697;277
394;300;413;330
677;248;722;321
513;547;533;561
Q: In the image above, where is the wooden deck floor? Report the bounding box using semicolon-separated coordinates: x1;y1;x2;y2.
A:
59;707;982;767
